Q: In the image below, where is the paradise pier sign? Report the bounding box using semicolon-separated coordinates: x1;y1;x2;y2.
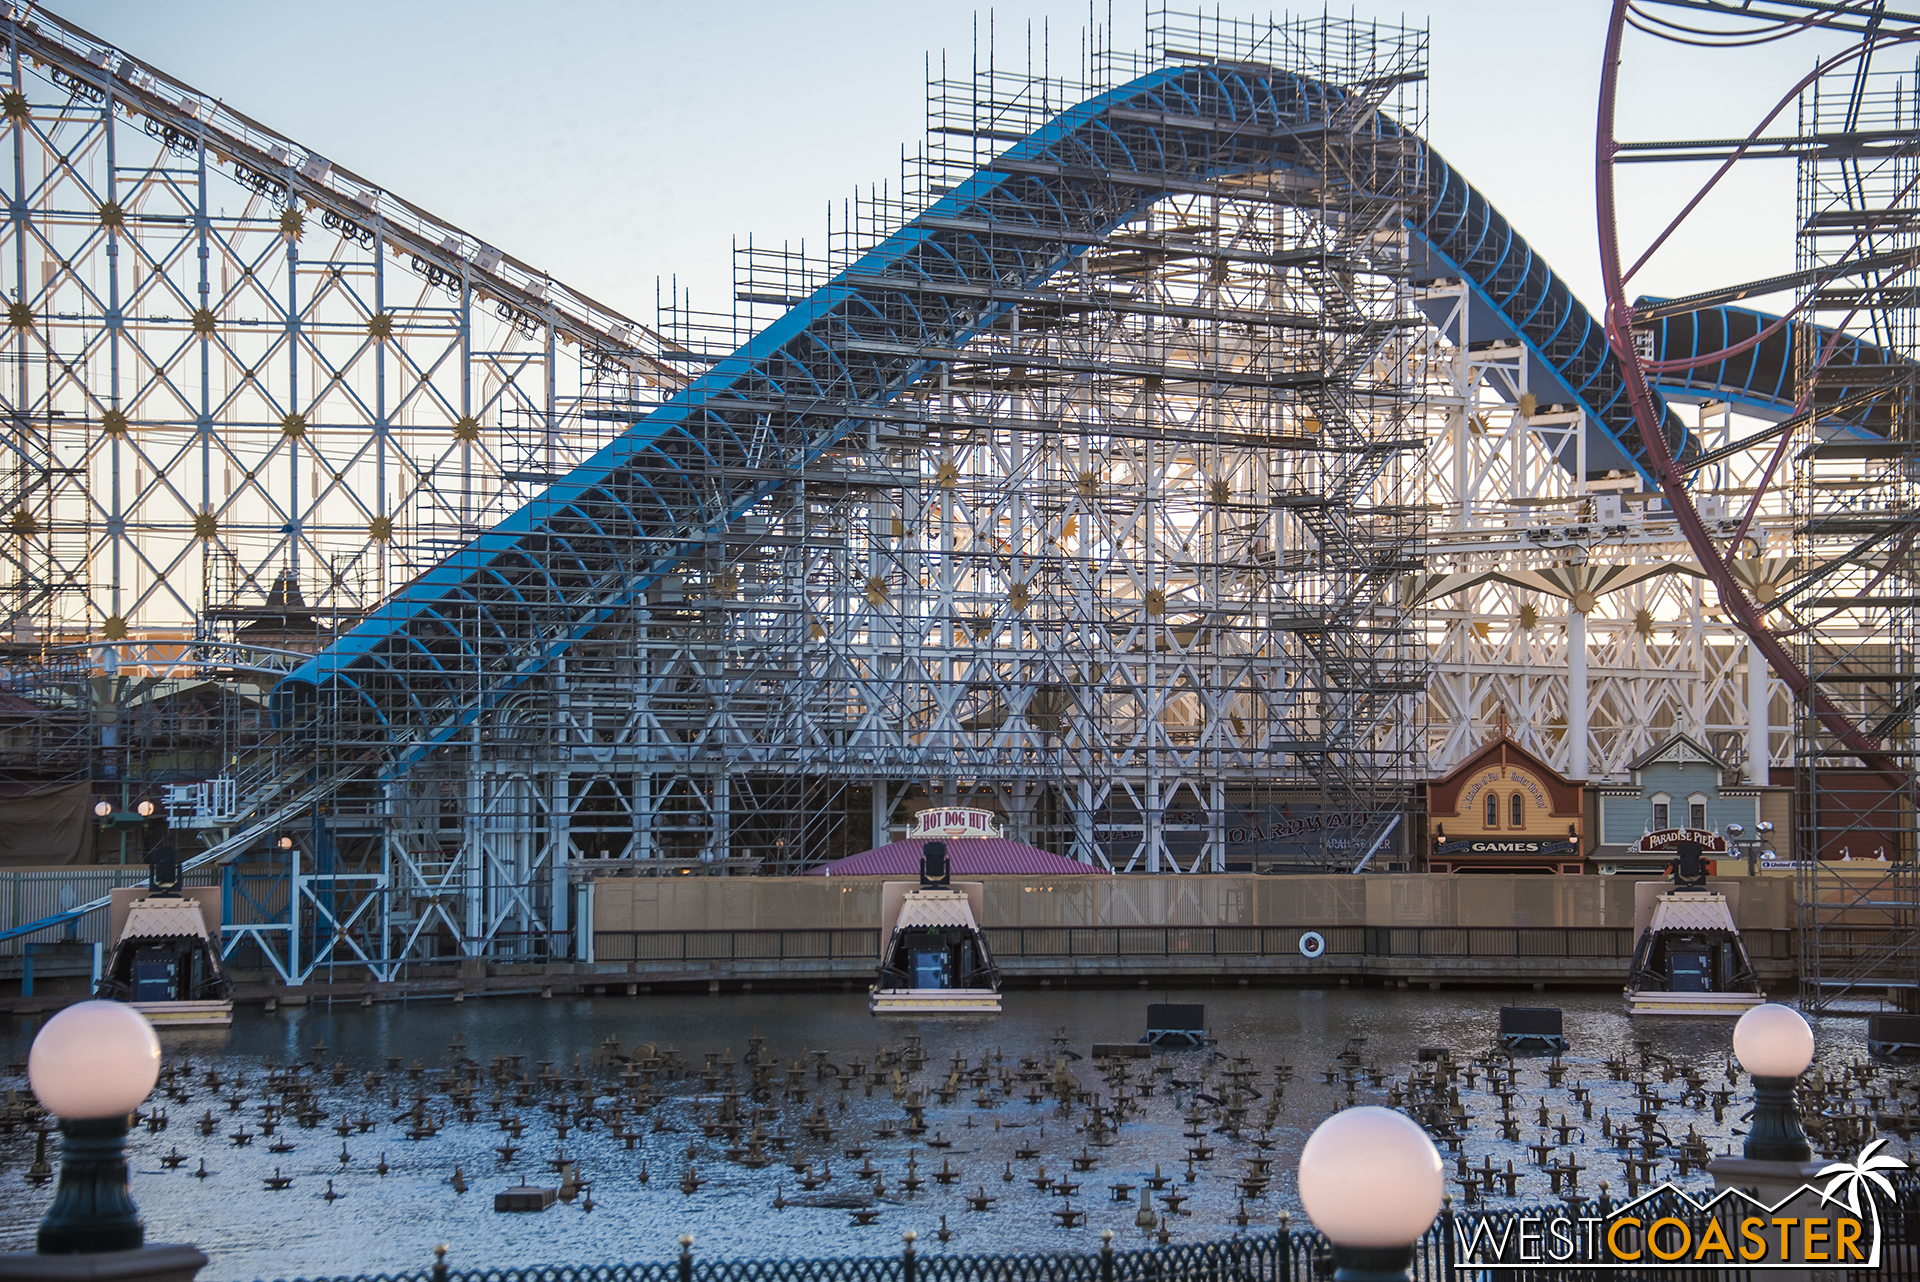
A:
1634;828;1729;857
1453;1140;1905;1270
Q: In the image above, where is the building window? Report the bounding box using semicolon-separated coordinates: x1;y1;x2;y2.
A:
1511;794;1525;828
1689;796;1708;831
1484;793;1499;828
1651;794;1671;831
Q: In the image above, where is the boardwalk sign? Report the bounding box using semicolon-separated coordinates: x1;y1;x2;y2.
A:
1453;1140;1905;1270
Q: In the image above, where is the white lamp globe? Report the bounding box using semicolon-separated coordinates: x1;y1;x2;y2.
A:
1733;1003;1814;1078
27;1001;161;1119
1298;1106;1445;1248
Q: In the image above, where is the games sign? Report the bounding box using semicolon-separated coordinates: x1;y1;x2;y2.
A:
1432;837;1577;857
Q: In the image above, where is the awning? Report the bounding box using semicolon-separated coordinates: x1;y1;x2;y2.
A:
119;898;210;942
891;890;981;934
1646;892;1740;935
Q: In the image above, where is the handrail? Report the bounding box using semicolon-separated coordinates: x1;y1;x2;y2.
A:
589;925;1798;963
0;770;351;946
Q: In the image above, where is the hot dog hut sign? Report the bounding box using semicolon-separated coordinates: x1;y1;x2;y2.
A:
909;807;1005;840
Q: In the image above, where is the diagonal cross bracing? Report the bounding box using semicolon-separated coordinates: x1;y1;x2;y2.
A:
273;59;1693;788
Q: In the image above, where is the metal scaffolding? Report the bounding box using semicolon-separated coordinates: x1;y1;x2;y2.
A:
0;4;678;977
1;5;1449;980
648;11;1436;874
1790;42;1920;1007
9;2;1910;988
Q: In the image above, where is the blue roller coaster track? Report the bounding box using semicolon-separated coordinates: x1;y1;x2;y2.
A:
243;60;1886;787
6;57;1900;948
1636;299;1900;434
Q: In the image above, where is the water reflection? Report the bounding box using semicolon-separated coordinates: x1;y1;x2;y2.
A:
0;988;1893;1281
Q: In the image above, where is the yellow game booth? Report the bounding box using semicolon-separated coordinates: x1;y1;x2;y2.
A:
1426;733;1585;874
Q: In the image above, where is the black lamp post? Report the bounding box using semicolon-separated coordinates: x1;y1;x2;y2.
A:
26;1000;161;1253
1733;1003;1814;1162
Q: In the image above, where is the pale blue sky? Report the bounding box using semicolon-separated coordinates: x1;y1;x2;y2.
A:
47;1;1839;326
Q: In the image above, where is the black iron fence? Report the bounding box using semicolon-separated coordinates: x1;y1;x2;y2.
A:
277;1177;1920;1282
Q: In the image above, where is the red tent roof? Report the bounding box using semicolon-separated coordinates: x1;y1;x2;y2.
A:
807;838;1101;876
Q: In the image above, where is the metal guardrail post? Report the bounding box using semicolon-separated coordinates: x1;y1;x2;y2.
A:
1100;1229;1115;1282
901;1230;916;1282
431;1244;448;1282
679;1235;693;1282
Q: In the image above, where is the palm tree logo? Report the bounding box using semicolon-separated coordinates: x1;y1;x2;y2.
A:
1815;1137;1907;1263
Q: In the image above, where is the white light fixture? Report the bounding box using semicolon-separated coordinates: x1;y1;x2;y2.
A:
93;801;112;818
134;800;154;817
26;1002;159;1253
1733;1003;1814;1078
1732;1002;1814;1162
1299;1105;1443;1278
28;1000;161;1119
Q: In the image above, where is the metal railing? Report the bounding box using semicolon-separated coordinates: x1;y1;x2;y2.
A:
984;925;1652;960
0;867;219;953
593;930;880;965
590;926;1796;968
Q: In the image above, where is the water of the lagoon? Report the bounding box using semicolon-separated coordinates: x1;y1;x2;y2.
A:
0;988;1897;1281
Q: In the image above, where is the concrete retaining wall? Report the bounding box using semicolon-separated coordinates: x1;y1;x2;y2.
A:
590;873;1795;933
588;873;1800;989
